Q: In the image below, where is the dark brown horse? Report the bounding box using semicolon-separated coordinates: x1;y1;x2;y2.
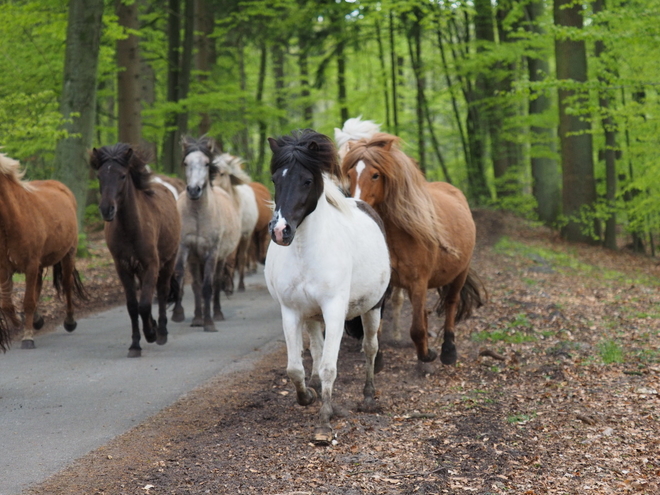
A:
91;144;181;357
342;133;484;365
0;153;86;350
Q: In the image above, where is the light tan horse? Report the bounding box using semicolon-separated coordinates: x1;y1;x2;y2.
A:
213;153;259;292
0;153;86;350
172;137;241;330
342;133;484;364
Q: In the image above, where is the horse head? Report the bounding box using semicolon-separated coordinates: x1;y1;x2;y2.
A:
91;143;152;222
267;130;338;246
341;133;400;208
181;135;219;200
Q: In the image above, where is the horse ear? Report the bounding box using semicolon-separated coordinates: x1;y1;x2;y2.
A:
89;148;99;170
268;138;279;153
372;138;394;152
124;147;134;162
308;141;319;151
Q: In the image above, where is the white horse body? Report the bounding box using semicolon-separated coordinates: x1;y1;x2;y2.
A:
266;182;389;320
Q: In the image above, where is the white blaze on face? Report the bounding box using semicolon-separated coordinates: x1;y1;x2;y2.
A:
354;160;366;200
272;209;288;243
184;151;209;189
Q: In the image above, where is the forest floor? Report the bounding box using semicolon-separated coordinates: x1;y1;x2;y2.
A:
11;209;660;495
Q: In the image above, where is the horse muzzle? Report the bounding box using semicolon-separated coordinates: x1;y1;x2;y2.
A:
186;185;203;200
269;219;294;246
99;204;116;222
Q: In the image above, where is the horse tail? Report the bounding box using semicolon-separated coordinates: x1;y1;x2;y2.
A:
167;274;180;305
437;269;487;323
344;317;364;340
53;264;89;302
0;309;12;352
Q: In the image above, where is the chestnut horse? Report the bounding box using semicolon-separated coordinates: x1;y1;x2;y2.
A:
248;181;272;266
91;144;181;358
342;133;484;364
0;153;86;350
265;130;390;444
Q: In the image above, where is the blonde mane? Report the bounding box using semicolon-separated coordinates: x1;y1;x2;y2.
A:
214;152;252;185
342;133;454;253
0;153;34;191
323;174;351;216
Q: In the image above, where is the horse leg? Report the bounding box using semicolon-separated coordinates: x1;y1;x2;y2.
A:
201;253;217;332
32;268;45;330
212;260;225;321
138;266;158;345
171;246;188;323
20;264;40;349
359;308;381;413
409;283;437;362
281;308;316;410
237;236;249;292
390;286;405;341
306;320;324;395
116;269;142;357
60;252;78;332
191;262;204;327
155;259;176;345
313;301;347;444
439;269;469;365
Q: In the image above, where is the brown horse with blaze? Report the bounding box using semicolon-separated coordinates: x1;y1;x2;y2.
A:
342;133;484;365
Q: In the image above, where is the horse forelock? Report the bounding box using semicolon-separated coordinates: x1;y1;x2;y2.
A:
182;136;218;180
93;143;154;194
270;130;342;182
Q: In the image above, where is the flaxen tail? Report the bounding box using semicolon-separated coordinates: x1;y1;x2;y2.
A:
436;269;487;322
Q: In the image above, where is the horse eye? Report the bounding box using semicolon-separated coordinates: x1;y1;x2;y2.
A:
372;173;380;180
303;179;312;187
120;174;127;180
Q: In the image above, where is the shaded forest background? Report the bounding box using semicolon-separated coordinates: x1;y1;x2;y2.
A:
1;0;659;251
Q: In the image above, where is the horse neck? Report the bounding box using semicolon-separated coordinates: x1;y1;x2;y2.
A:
0;175;24;239
115;179;148;237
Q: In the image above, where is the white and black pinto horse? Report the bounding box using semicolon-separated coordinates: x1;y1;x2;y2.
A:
265;130;390;444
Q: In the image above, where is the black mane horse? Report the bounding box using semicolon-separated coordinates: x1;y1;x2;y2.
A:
91;144;181;357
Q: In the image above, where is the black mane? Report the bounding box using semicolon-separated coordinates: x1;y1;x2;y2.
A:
181;135;220;182
90;143;154;193
269;129;341;180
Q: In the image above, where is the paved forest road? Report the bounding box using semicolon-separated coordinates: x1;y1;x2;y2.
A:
0;268;283;495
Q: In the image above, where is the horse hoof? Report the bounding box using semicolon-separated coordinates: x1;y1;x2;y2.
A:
213;312;225;322
156;334;167;345
21;340;35;350
127;349;142;358
203;324;218;333
33;315;45;330
191;316;203;327
297;387;317;407
145;332;157;344
440;344;457;365
238;285;245;293
312;426;334;446
171;309;185;323
374;349;384;374
64;320;77;332
419;348;438;363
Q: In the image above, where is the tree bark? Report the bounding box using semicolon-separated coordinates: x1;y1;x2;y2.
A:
116;0;141;147
406;8;425;173
255;42;268;181
389;11;399;135
525;0;560;225
176;0;194;153
273;42;287;131
195;0;214;136
375;16;390;130
161;0;181;174
554;0;598;243
54;0;104;229
594;0;618;250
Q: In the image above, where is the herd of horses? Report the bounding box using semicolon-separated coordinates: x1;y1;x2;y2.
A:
0;117;484;443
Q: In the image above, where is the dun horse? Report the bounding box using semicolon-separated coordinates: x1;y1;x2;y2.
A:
342;133;484;365
0;153;86;350
265;130;390;444
91;144;181;357
213;153;258;292
172;137;241;331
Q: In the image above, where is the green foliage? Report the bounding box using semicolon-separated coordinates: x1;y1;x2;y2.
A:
599;339;624;364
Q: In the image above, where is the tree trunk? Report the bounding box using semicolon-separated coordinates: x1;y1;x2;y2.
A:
195;0;214;136
255;42;268;181
554;0;598;243
54;0;104;229
406;9;425;173
375;16;390;130
594;0;618;250
116;0;141;147
389;11;399;135
161;0;181;175
273;42;287;131
236;33;250;162
337;39;348;124
175;0;194;157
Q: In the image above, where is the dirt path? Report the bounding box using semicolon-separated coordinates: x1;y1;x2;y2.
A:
19;211;660;494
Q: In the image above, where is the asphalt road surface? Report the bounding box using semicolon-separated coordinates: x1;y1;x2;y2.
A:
0;267;283;495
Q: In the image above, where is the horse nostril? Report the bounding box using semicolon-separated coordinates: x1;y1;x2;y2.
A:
283;225;291;238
